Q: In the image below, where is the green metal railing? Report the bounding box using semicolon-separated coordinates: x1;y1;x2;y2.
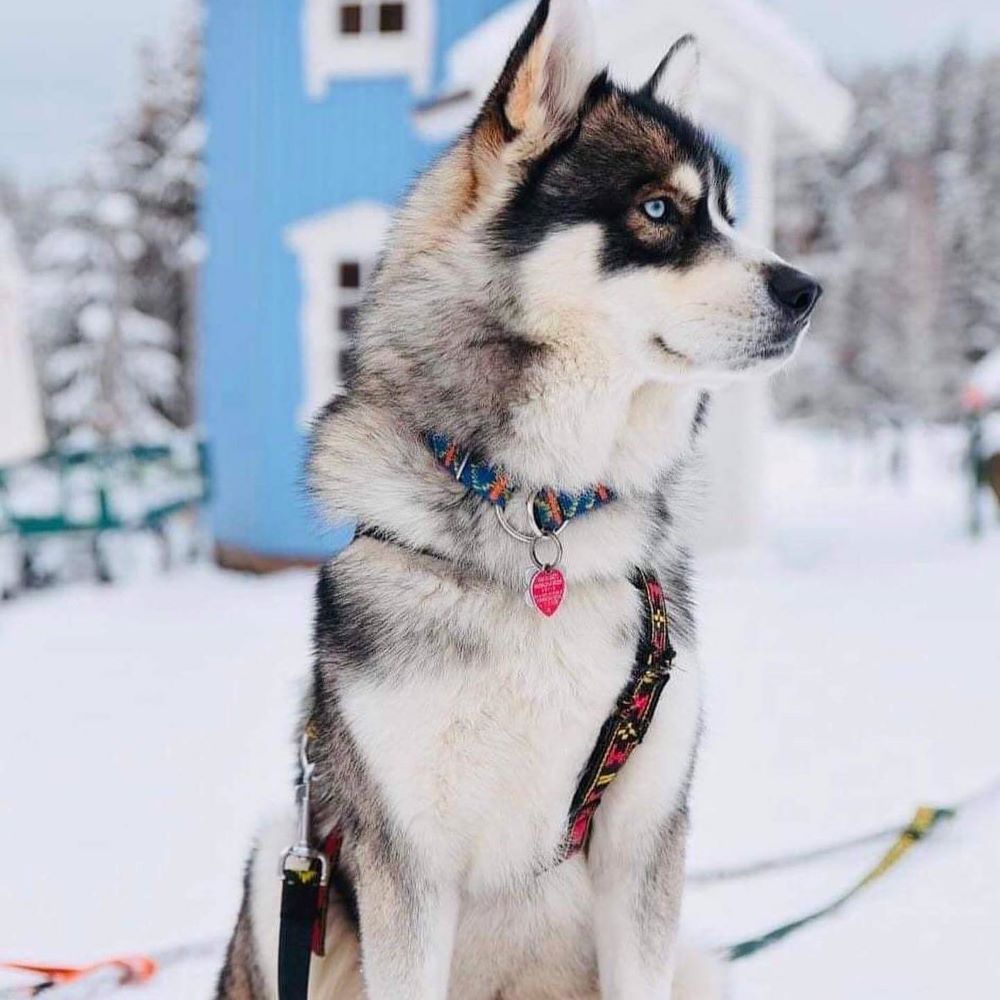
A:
0;438;211;594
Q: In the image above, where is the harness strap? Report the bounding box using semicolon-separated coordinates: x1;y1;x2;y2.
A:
563;570;676;857
311;831;343;957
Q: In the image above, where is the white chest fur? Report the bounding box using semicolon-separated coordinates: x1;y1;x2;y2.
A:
336;556;700;895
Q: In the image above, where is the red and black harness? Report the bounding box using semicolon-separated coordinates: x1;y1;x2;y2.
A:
563;570;676;857
277;440;677;1000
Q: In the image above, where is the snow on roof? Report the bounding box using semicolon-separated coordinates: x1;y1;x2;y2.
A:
444;0;532;91
284;200;392;254
425;0;851;149
712;0;827;82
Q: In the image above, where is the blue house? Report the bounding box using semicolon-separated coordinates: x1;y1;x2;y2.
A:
201;0;850;567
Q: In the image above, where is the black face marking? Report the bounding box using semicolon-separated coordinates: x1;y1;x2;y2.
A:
491;81;735;274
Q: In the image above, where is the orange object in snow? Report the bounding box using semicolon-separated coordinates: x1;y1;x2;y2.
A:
0;954;158;989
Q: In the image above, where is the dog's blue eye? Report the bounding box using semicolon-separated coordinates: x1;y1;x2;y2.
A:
642;199;672;222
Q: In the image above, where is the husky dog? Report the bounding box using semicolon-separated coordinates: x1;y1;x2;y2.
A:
217;1;821;997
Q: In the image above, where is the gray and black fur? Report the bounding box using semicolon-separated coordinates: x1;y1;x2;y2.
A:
217;1;820;997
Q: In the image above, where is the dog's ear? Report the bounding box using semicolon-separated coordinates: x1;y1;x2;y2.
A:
643;34;701;121
471;0;601;167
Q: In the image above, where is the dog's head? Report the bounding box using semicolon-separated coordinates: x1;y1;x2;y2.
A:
461;0;820;380
352;0;822;484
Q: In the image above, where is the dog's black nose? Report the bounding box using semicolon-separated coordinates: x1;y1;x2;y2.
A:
767;265;822;321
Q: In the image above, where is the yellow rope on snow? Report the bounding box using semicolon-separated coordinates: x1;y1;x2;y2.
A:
725;805;955;962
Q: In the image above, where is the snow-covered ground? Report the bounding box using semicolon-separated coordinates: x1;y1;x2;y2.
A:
2;425;998;999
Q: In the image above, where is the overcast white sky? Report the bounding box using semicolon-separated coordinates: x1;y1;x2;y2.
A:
0;0;185;185
1;0;999;186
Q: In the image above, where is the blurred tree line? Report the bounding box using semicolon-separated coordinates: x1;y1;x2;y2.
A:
775;47;1000;426
17;7;202;446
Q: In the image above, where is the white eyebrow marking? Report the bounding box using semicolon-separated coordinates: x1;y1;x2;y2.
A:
670;163;704;202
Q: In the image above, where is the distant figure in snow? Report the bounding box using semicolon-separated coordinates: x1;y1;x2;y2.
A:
964;350;1000;534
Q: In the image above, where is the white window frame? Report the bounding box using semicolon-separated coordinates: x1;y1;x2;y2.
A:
286;201;392;422
302;0;435;99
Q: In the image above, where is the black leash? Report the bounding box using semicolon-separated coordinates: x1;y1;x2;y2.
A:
278;863;323;1000
278;732;334;1000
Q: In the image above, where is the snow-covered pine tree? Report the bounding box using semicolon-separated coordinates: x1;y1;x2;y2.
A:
32;185;181;445
932;48;984;405
104;3;204;427
962;53;1000;365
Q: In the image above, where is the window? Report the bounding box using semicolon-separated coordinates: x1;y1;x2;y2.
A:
338;261;361;290
303;0;433;98
286;202;392;420
339;3;362;34
336;2;406;37
336;260;366;342
379;3;405;33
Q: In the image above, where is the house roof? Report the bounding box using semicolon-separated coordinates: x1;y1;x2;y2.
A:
285;201;393;256
416;0;852;150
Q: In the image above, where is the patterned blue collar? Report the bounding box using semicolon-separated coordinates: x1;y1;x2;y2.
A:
426;432;615;534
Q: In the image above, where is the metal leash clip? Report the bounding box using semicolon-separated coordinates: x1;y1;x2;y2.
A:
280;731;330;887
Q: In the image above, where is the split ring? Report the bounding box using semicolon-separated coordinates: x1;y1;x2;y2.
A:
530;532;563;571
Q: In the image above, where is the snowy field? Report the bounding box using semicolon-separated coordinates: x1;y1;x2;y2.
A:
2;426;998;999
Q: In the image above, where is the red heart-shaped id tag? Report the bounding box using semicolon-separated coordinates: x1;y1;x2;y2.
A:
528;568;566;618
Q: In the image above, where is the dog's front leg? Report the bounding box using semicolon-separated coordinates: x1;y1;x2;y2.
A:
353;840;459;1000
589;807;688;999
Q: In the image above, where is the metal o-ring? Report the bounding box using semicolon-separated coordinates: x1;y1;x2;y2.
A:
530;532;563;571
495;503;534;544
